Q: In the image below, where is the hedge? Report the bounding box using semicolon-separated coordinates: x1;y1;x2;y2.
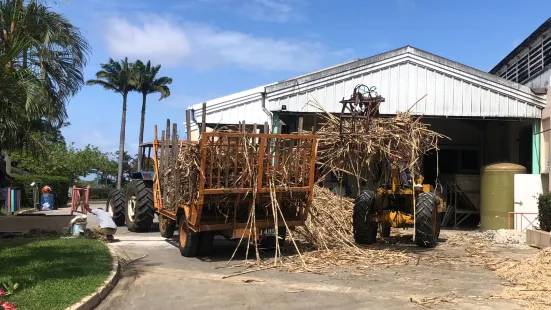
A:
89;188;113;200
538;192;551;232
8;175;70;209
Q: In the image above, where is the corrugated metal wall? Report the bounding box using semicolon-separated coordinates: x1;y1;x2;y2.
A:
189;85;273;131
268;55;543;119
193;97;270;127
525;66;551;88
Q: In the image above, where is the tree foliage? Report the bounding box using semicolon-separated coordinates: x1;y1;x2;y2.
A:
0;0;90;154
131;60;172;168
10;140;109;181
86;57;133;189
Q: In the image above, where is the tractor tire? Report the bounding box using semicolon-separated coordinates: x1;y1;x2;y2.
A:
178;213;200;257
159;214;176;238
415;192;441;248
381;222;391;238
260;228;287;249
198;231;215;257
125;180;154;232
353;190;378;244
106;189;125;226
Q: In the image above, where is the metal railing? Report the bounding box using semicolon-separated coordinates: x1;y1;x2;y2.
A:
507;212;538;232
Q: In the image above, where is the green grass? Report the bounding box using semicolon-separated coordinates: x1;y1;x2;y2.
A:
0;238;112;310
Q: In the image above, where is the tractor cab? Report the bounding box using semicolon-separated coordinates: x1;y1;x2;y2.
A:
130;142;155;181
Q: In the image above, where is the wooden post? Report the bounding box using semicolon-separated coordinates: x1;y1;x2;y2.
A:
253;123;257;144
201;102;207;134
186;110;192;142
171;123;178;209
264;122;269;134
298;117;304;134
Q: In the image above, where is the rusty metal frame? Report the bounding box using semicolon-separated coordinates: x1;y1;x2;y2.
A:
151;118;318;235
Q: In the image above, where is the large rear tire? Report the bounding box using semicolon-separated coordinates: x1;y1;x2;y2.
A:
179;213;200;257
353;190;378;244
106;189;125;226
125;180;154;232
415;192;440;248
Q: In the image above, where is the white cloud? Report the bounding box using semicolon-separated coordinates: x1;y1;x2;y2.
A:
105;17;191;65
196;0;303;23
103;17;325;72
184;23;323;71
242;0;297;23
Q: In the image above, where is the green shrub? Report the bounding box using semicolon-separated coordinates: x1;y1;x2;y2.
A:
537;192;551;232
9;175;70;209
89;188;113;200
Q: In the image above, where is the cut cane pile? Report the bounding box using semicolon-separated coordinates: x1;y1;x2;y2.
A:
280;186;416;273
494;248;551;309
314;109;446;185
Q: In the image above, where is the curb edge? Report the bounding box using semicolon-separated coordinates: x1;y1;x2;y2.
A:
65;245;121;310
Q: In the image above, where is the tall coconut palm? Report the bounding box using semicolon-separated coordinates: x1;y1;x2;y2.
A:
86;58;133;189
0;0;90;153
131;60;172;169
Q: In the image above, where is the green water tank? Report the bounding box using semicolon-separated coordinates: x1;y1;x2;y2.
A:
480;163;526;231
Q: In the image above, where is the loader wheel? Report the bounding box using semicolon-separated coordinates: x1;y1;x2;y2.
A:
415;192;441;248
125;180;154;232
159;215;176;238
106;189;125;226
353;190;378;244
381;222;391;238
178;213;200;257
260;228;287;249
198;231;215;256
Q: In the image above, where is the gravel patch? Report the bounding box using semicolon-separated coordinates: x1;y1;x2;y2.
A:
475;229;526;245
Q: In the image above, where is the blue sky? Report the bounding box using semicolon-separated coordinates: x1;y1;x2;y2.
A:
55;0;551;154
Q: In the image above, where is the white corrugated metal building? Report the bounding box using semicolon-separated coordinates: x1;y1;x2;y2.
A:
188;44;550;226
190;45;545;176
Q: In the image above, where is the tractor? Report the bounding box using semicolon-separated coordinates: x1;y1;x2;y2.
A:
338;85;444;248
353;164;444;247
106;142;155;231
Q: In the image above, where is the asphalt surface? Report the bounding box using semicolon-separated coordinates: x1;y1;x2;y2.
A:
83;202;523;310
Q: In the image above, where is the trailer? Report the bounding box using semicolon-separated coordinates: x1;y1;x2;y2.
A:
140;112;318;257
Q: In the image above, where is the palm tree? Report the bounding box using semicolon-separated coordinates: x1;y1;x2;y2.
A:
86;58;133;189
131;60;172;169
0;0;90;153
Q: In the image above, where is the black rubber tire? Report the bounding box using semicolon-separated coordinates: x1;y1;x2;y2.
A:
125;180;154;232
353;190;378;244
381;222;391;238
106;189;125;226
198;231;215;256
179;213;200;257
159;214;176;238
415;192;440;248
260;228;287;249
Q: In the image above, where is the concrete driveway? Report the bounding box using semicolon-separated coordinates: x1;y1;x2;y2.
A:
85;202;522;310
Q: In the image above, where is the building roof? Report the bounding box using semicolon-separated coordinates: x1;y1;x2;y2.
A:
187;45;546;130
266;46;545;118
490;18;551;74
267;46;536;96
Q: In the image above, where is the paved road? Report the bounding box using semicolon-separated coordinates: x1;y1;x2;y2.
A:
85;202;522;310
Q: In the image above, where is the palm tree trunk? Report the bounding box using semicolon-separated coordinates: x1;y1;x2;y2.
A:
137;92;147;170
117;93;128;189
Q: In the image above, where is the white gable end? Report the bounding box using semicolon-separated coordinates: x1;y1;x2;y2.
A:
266;47;545;118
